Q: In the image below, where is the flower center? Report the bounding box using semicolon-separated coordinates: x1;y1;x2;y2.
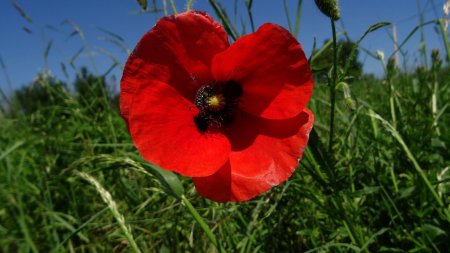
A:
206;94;226;111
194;81;243;133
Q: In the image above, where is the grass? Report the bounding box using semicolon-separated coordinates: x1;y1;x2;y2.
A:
1;0;450;252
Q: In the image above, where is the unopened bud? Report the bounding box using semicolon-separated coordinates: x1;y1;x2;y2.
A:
443;0;450;31
444;0;450;16
387;57;396;69
314;0;341;21
387;57;397;78
336;81;356;110
376;50;385;62
431;48;440;61
431;48;442;70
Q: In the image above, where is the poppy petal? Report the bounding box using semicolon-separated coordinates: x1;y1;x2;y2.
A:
120;57;150;128
120;11;229;124
193;109;314;202
128;79;231;177
211;23;313;119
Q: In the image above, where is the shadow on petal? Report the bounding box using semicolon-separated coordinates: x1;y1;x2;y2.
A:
193;109;314;202
193;161;232;202
225;110;310;152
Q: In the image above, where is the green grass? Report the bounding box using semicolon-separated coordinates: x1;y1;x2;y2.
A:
1;1;450;252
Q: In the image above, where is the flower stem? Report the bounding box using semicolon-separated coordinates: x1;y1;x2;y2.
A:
181;195;224;252
325;17;370;253
328;19;338;156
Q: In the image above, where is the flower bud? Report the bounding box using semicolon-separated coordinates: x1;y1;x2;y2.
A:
336;81;356;110
376;50;385;63
314;0;341;21
431;48;442;71
387;57;397;79
431;48;440;62
443;0;450;31
444;0;450;16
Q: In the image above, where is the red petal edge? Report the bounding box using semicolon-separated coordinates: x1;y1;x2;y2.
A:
193;109;315;202
211;23;313;119
120;11;229;125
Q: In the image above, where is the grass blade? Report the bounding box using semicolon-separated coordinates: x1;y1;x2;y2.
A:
0;141;24;161
245;0;255;32
208;0;238;40
57;207;108;248
75;171;141;253
368;111;445;208
186;0;194;11
388;20;436;60
343;22;391;76
293;0;304;38
12;0;33;23
136;0;147;10
181;195;224;253
282;0;293;33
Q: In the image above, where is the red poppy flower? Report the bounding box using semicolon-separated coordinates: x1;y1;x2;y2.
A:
120;11;314;202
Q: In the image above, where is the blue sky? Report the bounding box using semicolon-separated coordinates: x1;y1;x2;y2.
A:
1;0;448;94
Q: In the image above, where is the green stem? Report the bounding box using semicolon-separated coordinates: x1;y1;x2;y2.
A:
181;195;224;252
431;67;440;136
325;21;368;251
328;20;338;156
389;94;397;129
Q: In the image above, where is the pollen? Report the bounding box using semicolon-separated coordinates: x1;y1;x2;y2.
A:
206;94;225;111
193;81;243;133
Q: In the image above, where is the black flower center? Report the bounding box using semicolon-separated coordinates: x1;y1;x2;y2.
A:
194;80;243;133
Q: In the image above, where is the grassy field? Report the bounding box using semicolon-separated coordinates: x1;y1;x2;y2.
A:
1;1;450;252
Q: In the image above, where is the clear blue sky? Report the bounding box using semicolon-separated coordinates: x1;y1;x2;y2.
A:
0;0;448;94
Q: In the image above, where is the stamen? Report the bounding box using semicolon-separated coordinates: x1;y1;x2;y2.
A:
193;81;243;133
206;94;225;111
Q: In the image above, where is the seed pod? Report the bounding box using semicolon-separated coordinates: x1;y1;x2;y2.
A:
314;0;341;21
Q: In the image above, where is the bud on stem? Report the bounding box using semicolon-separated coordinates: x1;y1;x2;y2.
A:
314;0;341;21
